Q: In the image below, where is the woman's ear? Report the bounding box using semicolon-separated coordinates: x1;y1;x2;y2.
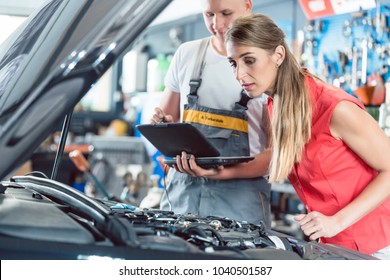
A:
273;45;285;66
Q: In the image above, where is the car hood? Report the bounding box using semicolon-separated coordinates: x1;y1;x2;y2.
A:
0;0;171;180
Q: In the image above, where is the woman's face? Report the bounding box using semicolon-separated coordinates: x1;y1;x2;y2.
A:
202;0;251;44
226;42;279;98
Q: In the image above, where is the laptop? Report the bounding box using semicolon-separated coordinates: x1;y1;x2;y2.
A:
136;123;254;168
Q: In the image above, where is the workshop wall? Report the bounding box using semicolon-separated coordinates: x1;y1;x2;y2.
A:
298;1;390;126
300;5;390;92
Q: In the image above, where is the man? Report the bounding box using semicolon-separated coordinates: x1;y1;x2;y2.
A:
150;0;272;226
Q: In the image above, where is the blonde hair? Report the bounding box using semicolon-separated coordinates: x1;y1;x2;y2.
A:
225;14;313;182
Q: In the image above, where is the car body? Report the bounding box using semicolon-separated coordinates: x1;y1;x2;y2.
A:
0;0;376;260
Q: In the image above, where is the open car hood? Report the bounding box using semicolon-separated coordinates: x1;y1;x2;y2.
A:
0;0;171;180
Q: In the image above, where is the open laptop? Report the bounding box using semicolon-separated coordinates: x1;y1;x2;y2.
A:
136;123;254;168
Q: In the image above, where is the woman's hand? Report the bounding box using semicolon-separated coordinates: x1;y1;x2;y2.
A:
174;151;223;177
294;211;343;241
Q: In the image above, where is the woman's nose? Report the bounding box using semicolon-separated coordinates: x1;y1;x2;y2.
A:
235;65;245;80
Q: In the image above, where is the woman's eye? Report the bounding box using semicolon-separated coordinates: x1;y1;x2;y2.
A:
228;61;236;68
244;58;255;65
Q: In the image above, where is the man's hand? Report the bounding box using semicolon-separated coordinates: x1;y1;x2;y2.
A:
174;151;223;177
150;107;174;124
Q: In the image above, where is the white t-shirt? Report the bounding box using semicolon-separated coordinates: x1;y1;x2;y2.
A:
164;38;268;155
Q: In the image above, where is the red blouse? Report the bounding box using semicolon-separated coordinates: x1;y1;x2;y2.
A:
268;75;390;254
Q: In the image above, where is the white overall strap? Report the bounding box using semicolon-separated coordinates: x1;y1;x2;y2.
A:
191;37;211;80
188;37;211;97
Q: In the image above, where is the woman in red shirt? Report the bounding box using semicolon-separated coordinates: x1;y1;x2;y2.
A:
222;13;390;258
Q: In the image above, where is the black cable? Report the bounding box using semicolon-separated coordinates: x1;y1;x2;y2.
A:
162;163;172;211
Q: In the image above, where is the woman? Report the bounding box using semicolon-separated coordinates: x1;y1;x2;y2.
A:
225;13;390;259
